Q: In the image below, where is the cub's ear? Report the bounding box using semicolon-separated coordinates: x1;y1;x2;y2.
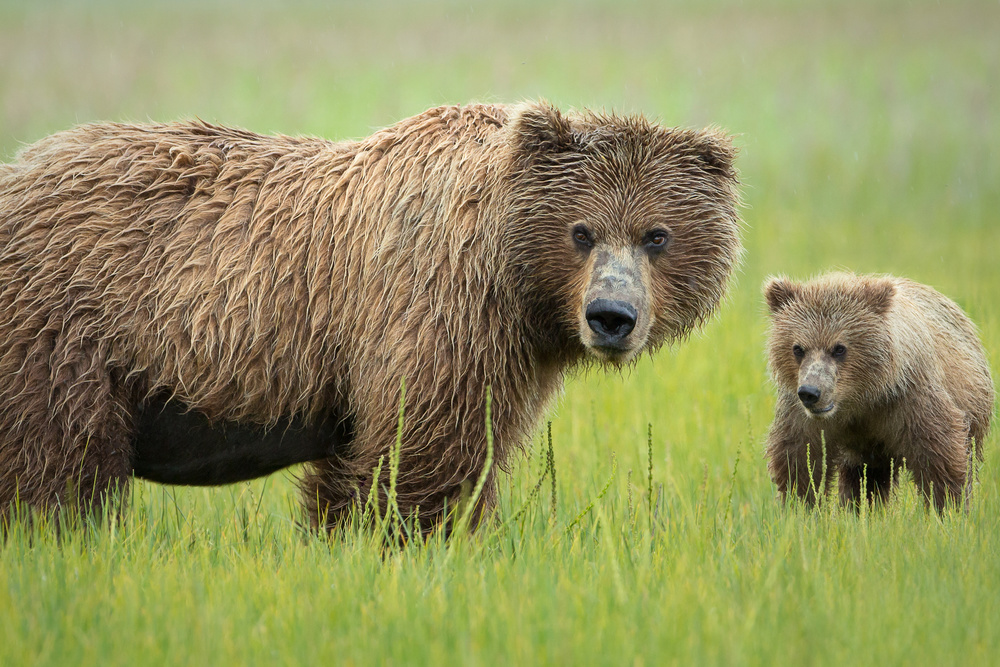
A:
510;101;577;155
763;276;800;315
692;129;738;182
859;278;896;315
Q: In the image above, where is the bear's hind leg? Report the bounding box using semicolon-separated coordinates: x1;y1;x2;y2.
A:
0;332;135;522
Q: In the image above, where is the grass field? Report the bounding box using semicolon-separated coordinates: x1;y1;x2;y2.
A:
2;0;999;664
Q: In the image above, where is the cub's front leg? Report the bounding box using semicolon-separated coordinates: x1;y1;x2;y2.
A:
766;398;835;506
899;392;973;511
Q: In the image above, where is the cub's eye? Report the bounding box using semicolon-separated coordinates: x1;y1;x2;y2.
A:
792;345;805;360
644;229;670;250
831;344;847;359
572;224;594;248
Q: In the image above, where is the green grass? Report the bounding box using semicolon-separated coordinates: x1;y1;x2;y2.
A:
2;0;999;664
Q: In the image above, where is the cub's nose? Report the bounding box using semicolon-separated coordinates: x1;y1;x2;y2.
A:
797;385;822;407
586;299;637;343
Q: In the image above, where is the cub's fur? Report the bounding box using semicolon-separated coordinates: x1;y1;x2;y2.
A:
764;272;993;509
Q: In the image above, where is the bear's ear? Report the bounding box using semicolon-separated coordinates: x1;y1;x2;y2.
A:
859;279;896;315
692;129;738;182
510;102;577;156
763;276;800;315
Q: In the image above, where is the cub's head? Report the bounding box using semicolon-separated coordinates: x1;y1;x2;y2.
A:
763;273;896;419
503;102;743;365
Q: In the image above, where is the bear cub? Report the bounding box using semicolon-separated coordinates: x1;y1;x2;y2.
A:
764;272;993;510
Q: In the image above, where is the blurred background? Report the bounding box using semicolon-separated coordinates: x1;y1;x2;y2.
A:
4;0;997;274
4;0;997;284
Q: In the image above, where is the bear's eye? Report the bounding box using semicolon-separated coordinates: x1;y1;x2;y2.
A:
792;344;805;360
572;224;594;249
643;229;670;251
831;344;847;359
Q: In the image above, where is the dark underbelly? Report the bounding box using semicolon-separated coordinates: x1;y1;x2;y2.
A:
132;398;352;486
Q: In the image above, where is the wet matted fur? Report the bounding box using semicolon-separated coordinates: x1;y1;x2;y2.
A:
0;102;742;529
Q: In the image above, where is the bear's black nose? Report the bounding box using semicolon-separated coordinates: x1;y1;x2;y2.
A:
586;299;637;343
797;385;822;406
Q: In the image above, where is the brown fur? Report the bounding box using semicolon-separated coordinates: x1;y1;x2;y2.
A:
764;272;994;510
0;102;742;529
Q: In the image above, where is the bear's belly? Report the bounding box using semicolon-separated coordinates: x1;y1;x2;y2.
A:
132;398;352;485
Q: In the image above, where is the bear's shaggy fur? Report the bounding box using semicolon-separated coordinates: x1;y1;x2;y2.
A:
764;272;994;510
0;102;742;529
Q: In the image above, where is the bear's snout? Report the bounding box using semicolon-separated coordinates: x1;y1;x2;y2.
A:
579;247;652;360
586;299;637;344
797;384;822;407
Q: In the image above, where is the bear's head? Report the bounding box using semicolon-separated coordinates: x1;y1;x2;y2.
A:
764;273;896;420
501;102;743;365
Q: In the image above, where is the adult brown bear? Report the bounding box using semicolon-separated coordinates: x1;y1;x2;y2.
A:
0;102;742;529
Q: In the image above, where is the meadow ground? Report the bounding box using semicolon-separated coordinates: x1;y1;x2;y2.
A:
1;0;999;664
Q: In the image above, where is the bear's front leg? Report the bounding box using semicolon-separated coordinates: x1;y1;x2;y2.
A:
300;384;501;534
900;395;972;511
765;398;835;505
301;453;497;534
766;438;833;506
766;430;834;507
